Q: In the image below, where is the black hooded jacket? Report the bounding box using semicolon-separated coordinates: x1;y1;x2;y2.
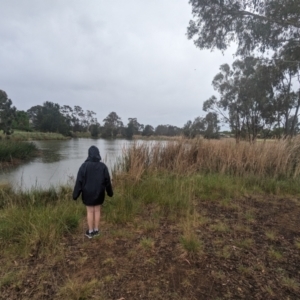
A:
72;146;113;205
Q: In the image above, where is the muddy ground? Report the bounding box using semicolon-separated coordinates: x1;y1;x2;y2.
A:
1;195;300;299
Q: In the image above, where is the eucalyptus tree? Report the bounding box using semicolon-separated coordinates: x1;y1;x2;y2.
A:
102;112;123;138
86;110;97;128
27;102;70;135
270;45;300;137
27;105;43;129
42;102;70;135
203;57;274;141
166;125;181;136
0;90;16;135
191;117;206;138
182;117;206;138
187;0;300;138
154;125;169;136
72;106;86;132
142;125;154;136
182;120;193;138
12;111;30;131
155;124;181;137
125;118;142;139
60;106;98;132
204;112;220;139
60;105;73;128
89;122;101;138
182;114;220;139
187;0;300;56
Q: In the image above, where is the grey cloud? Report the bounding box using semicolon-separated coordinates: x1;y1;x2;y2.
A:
0;0;235;127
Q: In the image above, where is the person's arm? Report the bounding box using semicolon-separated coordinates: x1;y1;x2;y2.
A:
104;166;113;197
72;165;85;200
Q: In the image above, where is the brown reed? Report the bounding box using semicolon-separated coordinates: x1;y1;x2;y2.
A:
115;138;300;179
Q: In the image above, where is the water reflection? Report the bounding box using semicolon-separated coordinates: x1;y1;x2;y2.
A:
40;150;62;163
0;138;134;190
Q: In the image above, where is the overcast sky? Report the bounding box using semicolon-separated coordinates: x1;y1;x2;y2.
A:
0;0;235;128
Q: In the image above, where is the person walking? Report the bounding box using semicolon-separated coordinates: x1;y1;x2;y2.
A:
73;145;113;238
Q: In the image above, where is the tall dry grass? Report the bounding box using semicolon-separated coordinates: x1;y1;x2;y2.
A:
115;138;300;179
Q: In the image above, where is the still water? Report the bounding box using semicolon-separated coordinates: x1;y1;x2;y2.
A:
0;139;135;190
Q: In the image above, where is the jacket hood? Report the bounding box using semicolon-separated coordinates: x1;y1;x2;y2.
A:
86;146;101;162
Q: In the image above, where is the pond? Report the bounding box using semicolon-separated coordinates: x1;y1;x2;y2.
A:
0;138;136;190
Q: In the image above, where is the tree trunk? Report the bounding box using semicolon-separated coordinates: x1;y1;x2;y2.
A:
290;89;300;137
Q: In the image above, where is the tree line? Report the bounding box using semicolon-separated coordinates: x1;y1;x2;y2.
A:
187;0;300;141
0;90;220;139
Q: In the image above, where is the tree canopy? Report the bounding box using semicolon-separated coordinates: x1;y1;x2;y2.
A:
188;0;300;140
125;118;143;139
12;110;30;131
187;0;300;56
183;113;220;139
102;112;124;138
0;90;16;135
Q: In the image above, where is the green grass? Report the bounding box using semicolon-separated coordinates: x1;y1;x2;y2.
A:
0;140;37;162
1;171;299;258
57;279;105;300
295;238;300;249
281;276;299;292
4;130;70;141
0;186;84;256
0;271;16;289
140;237;155;250
265;230;277;241
235;238;254;249
180;234;203;253
104;172;300;226
210;222;230;233
268;248;283;261
1;169;300;298
70;131;91;138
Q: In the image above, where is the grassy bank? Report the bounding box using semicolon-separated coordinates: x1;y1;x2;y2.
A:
70;131;92;138
0;140;37;163
133;135;184;141
3;130;70;141
1;139;300;299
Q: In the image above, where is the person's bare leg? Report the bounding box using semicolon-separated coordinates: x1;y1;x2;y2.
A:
86;206;94;231
94;205;101;231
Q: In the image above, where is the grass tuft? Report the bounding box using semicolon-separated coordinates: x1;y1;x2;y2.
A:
140;237;155;250
265;230;276;241
281;277;299;292
57;278;104;300
268;248;283;261
210;222;230;233
180;234;203;254
295;238;300;249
